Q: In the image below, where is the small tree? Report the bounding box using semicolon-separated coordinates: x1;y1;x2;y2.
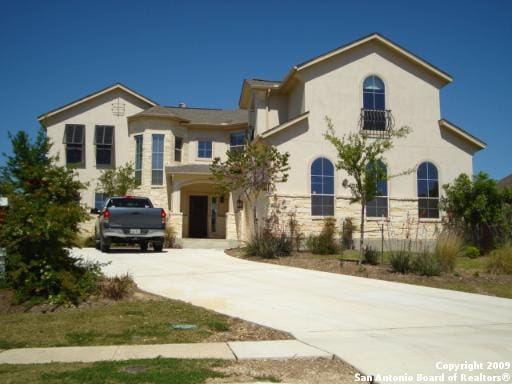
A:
210;138;290;238
0;129;100;304
442;172;512;252
97;163;137;198
324;117;411;263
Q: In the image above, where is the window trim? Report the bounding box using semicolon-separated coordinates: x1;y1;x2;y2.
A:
365;160;389;218
94;125;115;167
174;136;183;162
416;160;440;219
229;131;246;152
134;135;143;185
310;157;336;217
197;139;213;160
151;134;165;185
64;124;85;168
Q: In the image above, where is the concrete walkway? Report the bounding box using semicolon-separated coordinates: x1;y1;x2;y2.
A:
0;340;331;364
80;248;512;382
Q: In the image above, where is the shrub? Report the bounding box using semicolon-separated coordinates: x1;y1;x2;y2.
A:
435;232;463;272
76;235;96;248
306;218;340;255
486;244;512;275
411;254;441;276
389;250;412;274
463;245;480;259
342;217;355;250
98;274;135;300
244;232;292;258
363;246;379;265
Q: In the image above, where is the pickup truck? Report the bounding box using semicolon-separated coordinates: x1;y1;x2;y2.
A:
93;196;166;252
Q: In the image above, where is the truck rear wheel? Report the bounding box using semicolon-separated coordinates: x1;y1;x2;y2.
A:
140;242;148;252
100;236;111;253
153;240;163;252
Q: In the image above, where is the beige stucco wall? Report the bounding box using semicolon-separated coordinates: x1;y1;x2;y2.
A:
251;42;477;234
44;89;152;208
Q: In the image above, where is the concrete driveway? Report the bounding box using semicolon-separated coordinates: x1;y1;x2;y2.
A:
80;248;512;383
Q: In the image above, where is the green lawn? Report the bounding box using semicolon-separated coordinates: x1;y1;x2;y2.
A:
0;299;231;349
0;359;227;384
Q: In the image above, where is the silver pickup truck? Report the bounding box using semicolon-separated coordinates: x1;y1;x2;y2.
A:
93;196;166;252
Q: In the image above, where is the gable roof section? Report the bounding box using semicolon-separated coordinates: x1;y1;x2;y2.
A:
439;119;486;150
498;174;512;189
129;105;189;122
165;106;248;126
38;83;157;122
240;33;453;108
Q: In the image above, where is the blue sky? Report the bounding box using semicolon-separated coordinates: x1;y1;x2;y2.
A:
1;0;511;179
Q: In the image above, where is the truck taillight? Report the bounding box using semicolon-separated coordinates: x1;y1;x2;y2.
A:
160;209;166;219
103;209;110;219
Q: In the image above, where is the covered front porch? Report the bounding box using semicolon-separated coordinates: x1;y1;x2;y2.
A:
166;164;242;241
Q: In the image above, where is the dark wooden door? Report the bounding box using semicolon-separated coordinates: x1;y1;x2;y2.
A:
189;196;208;238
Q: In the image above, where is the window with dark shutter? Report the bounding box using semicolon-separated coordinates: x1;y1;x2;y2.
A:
64;124;85;167
94;125;114;166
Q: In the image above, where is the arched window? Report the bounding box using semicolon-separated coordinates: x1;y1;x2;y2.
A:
363;76;386;131
366;160;388;218
417;162;439;218
311;157;334;216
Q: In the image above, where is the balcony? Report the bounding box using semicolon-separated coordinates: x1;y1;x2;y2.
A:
359;109;394;138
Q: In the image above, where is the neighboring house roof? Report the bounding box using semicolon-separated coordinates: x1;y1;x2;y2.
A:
498;174;512;189
438;119;486;150
260;112;309;139
38;83;157;122
240;33;453;108
166;164;211;175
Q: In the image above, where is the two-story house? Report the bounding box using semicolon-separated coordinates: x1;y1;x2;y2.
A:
39;33;486;244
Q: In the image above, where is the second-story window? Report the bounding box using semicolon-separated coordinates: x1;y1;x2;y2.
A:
152;134;164;185
230;132;245;152
198;140;212;159
95;125;114;166
363;75;386;131
174;137;183;162
64;124;85;167
134;135;143;185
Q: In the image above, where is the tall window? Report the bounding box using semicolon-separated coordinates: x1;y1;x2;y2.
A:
311;157;335;216
152;134;164;185
230;132;245;152
417;161;439;218
134;135;143;185
363;75;386;131
94;192;106;210
198;140;212;158
94;125;114;166
366;161;388;218
174;137;183;162
64;124;85;167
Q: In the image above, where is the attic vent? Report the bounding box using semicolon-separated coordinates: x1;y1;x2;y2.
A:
112;98;126;116
178;102;187;108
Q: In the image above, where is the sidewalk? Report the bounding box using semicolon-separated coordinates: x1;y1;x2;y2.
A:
0;340;332;365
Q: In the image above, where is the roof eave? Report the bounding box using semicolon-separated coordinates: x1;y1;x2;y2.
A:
439;119;486;150
37;83;157;122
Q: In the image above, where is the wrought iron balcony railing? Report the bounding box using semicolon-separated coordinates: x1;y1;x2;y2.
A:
359;109;394;138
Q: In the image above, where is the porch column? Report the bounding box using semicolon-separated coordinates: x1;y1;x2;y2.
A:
169;180;183;239
225;192;239;242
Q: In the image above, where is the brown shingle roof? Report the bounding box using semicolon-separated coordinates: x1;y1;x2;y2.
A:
163;106;247;125
498;174;512;189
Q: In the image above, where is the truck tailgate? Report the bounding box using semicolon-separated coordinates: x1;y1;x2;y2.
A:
108;208;163;229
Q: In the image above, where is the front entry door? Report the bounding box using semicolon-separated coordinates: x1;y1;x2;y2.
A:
189;196;208;238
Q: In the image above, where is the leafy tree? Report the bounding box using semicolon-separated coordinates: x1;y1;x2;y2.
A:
0;129;100;304
324;117;411;263
210;138;290;238
442;172;512;252
97;163;137;198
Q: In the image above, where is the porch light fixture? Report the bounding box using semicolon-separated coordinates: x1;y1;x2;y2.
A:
236;199;243;210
